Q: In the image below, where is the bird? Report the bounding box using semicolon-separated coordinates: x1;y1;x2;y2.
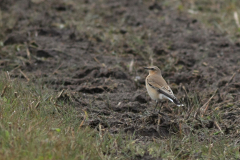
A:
144;66;183;112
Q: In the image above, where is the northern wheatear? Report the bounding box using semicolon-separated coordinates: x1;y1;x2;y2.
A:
145;66;183;112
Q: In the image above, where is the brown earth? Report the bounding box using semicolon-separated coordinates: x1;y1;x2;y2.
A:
1;0;240;158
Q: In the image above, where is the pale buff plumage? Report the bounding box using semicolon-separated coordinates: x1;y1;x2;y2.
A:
145;66;183;107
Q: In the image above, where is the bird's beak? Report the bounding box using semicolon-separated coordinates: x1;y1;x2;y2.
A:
144;67;150;70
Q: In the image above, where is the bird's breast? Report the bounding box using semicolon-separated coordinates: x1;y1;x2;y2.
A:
146;81;159;101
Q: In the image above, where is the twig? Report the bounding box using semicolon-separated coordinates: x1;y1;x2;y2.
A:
208;142;213;160
24;119;45;135
129;59;134;72
226;72;236;86
5;71;10;80
99;124;103;140
10;65;21;73
85;40;105;67
26;47;31;60
35;102;40;109
156;114;161;133
93;57;105;67
93;57;100;64
174;147;184;159
200;89;218;117
25;42;31;60
93;144;105;160
179;121;182;136
214;121;224;134
234;12;240;28
1;85;7;97
53;63;63;74
185;105;194;120
57;89;64;98
158;114;161;126
19;69;30;82
194;107;200;119
53;102;63;113
77;115;86;132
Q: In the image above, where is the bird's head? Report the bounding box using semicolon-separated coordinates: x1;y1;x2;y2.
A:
144;66;161;75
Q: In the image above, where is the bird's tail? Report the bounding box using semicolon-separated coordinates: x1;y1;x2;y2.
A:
173;98;184;107
154;85;184;107
164;95;184;106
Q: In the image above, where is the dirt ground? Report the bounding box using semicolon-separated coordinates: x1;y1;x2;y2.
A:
1;0;240;158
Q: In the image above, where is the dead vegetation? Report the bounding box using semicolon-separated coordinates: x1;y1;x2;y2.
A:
0;0;240;159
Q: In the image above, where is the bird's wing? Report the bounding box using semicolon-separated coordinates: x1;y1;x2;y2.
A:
147;75;174;97
147;75;182;105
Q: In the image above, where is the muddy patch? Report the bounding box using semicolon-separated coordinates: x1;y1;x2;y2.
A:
1;0;240;158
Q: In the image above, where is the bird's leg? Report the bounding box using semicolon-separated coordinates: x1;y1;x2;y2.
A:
158;102;164;114
154;101;158;113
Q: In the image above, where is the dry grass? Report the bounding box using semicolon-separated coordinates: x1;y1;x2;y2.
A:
0;74;102;159
0;74;161;159
0;0;240;159
167;0;240;39
0;74;239;159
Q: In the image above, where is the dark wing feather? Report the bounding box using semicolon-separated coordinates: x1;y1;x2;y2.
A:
147;79;182;105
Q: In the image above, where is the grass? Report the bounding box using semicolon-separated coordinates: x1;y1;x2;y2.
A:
165;0;240;40
0;74;160;159
0;74;239;159
0;74;102;159
0;0;240;159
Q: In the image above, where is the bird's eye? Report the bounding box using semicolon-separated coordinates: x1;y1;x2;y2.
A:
151;68;154;70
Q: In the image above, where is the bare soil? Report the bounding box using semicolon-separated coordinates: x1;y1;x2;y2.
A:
1;0;240;158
